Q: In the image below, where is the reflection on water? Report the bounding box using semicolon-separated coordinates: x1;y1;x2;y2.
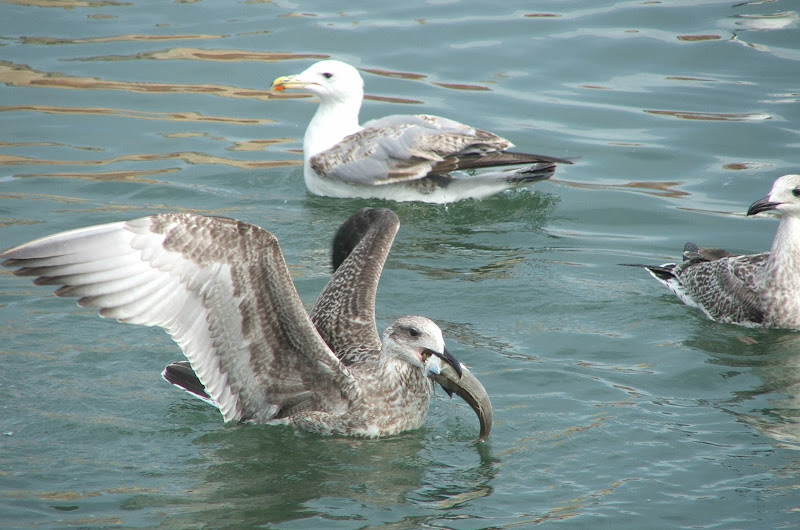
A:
3;0;130;7
146;426;498;527
644;109;772;121
523;13;562;19
432;82;492;91
554;178;689;198
20;35;226;45
0;104;272;125
676;34;722;42
734;11;799;31
362;68;426;80
2;151;299;170
686;327;800;447
13;167;179;183
0;60;274;100
72;49;328;63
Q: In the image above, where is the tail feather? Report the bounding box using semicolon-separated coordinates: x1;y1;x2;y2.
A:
642;264;678;282
162;361;217;408
161;361;314;420
504;162;557;184
432;151;572;174
620;262;679;283
504;150;574;166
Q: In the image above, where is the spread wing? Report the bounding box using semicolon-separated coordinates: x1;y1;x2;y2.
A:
309;114;519;185
310;208;399;365
1;214;361;422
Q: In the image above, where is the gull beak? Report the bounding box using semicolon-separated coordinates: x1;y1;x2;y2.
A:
747;195;781;216
422;345;462;378
425;348;493;442
270;74;305;92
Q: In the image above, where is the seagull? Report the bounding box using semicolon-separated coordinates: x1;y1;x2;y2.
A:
270;59;572;203
1;208;492;440
634;174;800;329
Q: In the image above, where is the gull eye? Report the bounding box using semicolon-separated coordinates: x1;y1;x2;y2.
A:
793;188;800;198
322;72;333;79
408;327;420;338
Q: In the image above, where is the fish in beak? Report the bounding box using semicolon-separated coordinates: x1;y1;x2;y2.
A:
424;347;493;442
421;345;462;378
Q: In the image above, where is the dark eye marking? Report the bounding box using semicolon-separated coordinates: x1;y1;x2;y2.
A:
408;327;420;337
322;72;333;79
792;188;800;198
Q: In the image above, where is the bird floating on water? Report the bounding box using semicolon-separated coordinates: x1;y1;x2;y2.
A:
270;59;571;203
1;208;492;440
634;174;800;329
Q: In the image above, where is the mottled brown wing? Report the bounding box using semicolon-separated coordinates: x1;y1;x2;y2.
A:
310;208;400;365
678;252;769;324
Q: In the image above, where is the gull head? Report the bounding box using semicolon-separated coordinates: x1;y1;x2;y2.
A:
748;174;800;217
381;315;492;441
381;316;462;377
271;60;364;104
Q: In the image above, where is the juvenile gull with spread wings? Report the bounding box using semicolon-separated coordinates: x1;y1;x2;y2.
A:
271;60;571;203
634;174;800;329
1;208;492;439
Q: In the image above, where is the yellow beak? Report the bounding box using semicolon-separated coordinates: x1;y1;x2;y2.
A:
270;75;305;92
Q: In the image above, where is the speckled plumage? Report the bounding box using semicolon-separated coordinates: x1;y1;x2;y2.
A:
271;60;570;203
309;208;395;366
645;246;769;325
1;208;492;439
640;174;800;329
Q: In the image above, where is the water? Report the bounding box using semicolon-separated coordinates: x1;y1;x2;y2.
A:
1;0;799;527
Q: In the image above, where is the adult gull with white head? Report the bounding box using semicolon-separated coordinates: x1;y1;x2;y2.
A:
271;59;571;203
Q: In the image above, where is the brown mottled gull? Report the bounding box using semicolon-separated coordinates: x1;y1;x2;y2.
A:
634;174;800;329
1;208;492;440
270;59;571;203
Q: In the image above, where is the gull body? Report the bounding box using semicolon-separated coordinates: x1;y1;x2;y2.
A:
637;174;800;329
1;208;492;439
271;60;571;203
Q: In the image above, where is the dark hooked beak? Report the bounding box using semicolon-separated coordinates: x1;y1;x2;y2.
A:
426;348;493;442
422;345;462;378
747;196;781;216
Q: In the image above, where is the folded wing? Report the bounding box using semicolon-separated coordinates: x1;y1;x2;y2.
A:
676;252;769;324
310;114;540;185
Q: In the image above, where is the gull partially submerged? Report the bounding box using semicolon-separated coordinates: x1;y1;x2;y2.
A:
1;208;492;440
271;59;571;203
635;174;800;329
